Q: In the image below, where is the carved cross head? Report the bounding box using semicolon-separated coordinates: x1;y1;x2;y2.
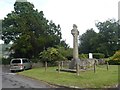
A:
73;24;77;29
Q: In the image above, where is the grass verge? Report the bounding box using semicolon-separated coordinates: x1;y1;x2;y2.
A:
18;65;119;88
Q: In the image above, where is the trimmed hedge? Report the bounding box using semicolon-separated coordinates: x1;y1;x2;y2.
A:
93;53;105;59
79;53;105;59
108;60;120;65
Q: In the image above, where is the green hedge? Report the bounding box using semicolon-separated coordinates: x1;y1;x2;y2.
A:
79;53;105;59
108;60;120;65
93;53;105;59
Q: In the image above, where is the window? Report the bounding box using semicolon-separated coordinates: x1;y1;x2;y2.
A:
23;59;28;63
12;60;21;63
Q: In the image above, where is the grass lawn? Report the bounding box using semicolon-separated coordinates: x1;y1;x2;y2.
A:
18;65;119;88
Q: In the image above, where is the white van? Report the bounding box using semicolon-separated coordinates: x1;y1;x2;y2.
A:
10;58;32;72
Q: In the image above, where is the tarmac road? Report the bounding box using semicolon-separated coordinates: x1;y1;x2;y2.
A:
1;65;57;89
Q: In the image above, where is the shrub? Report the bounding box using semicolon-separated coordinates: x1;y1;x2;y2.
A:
108;60;120;65
111;50;120;60
107;50;120;65
2;58;11;65
39;47;66;66
79;54;88;59
93;53;105;59
56;46;73;60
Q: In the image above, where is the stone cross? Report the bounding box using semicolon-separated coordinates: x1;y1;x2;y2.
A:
71;24;79;60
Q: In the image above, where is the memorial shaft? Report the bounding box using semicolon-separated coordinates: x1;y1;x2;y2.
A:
71;24;79;60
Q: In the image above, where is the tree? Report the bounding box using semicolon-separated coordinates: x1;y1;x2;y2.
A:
79;28;98;54
58;40;70;49
55;45;73;60
96;19;119;57
79;19;120;57
2;1;64;58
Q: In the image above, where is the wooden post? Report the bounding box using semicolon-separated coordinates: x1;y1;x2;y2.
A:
107;61;109;71
58;61;60;73
45;61;47;72
76;64;79;76
94;61;96;73
61;61;63;69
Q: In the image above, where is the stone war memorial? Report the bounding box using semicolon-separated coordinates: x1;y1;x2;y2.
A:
69;24;80;69
58;24;96;74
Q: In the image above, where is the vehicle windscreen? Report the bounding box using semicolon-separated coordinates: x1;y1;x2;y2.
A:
11;60;21;63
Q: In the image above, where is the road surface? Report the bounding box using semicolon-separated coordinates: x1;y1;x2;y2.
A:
1;65;57;89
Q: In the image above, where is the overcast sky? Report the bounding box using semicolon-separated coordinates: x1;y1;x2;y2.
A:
0;0;119;47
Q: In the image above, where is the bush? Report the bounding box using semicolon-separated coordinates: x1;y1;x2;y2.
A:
79;54;88;59
2;58;11;65
108;60;120;65
93;53;105;59
56;46;73;60
79;53;105;59
39;47;67;66
107;50;120;65
111;50;120;60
